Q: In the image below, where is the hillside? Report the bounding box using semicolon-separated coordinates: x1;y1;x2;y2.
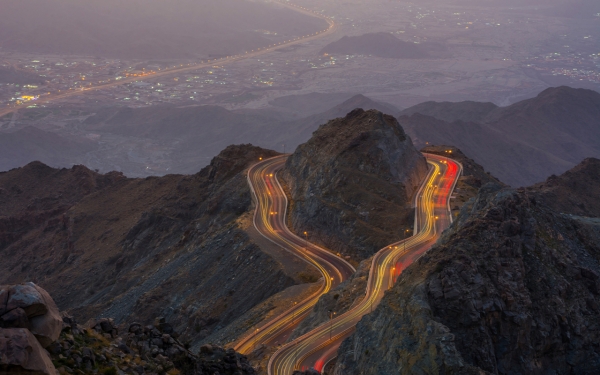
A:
0;144;317;350
281;109;428;261
399;100;498;124
76;95;399;176
335;158;600;374
399;86;600;186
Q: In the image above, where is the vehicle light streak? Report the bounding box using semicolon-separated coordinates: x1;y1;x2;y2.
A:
233;155;355;355
267;153;462;374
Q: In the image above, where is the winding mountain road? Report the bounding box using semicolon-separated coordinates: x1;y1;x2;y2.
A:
234;155;355;355
238;152;461;373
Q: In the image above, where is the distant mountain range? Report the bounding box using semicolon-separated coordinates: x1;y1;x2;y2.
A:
2;86;600;187
398;86;600;186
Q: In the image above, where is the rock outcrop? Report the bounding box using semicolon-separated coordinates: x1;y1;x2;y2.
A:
334;159;600;375
281;109;428;261
0;284;257;375
0;145;302;349
0;283;63;375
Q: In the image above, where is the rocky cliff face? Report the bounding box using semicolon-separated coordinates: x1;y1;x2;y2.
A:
281;109;428;261
335;159;600;375
0;145;303;349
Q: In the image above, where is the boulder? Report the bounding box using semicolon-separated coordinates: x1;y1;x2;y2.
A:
0;328;58;375
0;283;62;348
0;307;30;329
2;284;47;318
26;284;63;348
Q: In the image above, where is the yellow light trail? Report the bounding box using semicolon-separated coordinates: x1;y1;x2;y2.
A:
234;155;355;354
267;154;462;374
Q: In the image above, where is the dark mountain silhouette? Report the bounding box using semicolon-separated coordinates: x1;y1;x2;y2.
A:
399;86;600;186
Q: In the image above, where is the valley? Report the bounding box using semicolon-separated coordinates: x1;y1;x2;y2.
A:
1;1;600;375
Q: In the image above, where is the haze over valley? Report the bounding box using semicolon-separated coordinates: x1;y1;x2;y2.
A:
1;1;600;375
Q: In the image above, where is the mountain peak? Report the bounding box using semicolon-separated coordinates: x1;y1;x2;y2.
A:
281;108;428;260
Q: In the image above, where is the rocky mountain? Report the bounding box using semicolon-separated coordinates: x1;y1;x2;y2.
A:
320;33;432;59
399;86;600;187
0;144;314;350
335;158;600;375
287;145;505;348
421;145;506;219
281;109;428;261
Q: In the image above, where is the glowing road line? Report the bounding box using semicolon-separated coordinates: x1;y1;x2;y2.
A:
267;154;461;374
234;155;355;355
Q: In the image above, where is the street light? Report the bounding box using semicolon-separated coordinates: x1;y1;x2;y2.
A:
328;310;336;341
303;231;308;249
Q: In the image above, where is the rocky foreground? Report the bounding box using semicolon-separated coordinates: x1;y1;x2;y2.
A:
1;283;255;375
334;158;600;374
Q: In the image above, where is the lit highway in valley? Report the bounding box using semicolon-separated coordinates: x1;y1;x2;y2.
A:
0;1;337;118
255;153;462;374
234;155;355;355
